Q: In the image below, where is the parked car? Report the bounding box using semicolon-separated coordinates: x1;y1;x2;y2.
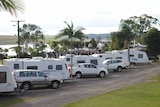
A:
12;69;63;90
71;63;109;78
102;59;126;72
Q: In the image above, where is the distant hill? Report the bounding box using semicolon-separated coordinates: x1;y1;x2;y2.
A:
0;35;18;45
86;33;110;39
0;33;110;45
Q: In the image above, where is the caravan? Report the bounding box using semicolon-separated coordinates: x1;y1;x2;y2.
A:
3;57;70;80
113;49;150;65
0;65;17;93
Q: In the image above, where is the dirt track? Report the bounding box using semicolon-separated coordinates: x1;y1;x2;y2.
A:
9;62;160;107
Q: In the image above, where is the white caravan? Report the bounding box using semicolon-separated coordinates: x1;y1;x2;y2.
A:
0;65;17;93
113;49;150;65
3;57;70;80
59;54;105;68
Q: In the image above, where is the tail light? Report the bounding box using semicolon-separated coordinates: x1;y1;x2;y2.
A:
14;78;18;83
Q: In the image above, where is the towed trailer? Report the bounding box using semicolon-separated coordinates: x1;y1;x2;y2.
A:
0;65;17;93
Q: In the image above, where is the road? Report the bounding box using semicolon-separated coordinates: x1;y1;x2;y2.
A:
5;63;160;107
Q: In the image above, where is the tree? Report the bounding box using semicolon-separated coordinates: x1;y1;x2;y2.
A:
143;28;160;61
121;14;159;42
19;23;45;54
55;21;87;47
89;38;97;49
0;0;24;16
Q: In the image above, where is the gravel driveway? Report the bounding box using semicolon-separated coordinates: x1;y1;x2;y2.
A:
8;62;160;107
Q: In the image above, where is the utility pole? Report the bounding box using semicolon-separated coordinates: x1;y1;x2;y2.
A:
11;20;25;58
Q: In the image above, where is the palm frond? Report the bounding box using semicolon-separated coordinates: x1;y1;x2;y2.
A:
0;0;24;17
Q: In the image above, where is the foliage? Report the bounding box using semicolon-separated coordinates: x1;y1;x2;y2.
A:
88;38;97;49
143;28;160;60
19;23;45;56
121;14;159;42
54;21;87;51
110;22;134;50
19;24;45;44
0;0;24;17
28;42;47;58
110;14;159;51
55;21;87;40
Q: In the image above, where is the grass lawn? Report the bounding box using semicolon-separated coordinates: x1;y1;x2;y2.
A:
64;76;160;107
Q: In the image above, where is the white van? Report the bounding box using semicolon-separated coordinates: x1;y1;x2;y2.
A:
0;65;17;93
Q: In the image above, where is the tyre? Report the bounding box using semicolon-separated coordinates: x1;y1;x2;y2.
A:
117;66;123;72
51;81;60;89
99;71;105;78
75;72;82;78
21;82;30;91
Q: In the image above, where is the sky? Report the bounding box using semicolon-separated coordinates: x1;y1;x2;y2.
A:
0;0;160;35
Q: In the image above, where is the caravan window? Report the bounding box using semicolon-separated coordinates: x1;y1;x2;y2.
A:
48;65;53;69
115;57;122;59
27;66;38;70
77;60;85;63
66;58;70;62
105;57;112;60
130;54;134;57
14;64;19;69
56;65;62;70
0;72;6;83
138;54;143;58
90;59;98;65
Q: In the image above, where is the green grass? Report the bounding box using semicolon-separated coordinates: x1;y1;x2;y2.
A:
64;76;160;107
0;96;48;107
0;35;56;45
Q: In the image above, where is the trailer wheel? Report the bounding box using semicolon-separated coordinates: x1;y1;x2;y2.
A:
117;66;123;72
51;81;60;89
75;72;82;78
99;71;106;78
21;82;30;91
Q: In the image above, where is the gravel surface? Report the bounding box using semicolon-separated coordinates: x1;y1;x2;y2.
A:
5;62;160;107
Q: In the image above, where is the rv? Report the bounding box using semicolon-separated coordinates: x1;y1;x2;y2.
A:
113;49;150;65
3;57;70;80
0;65;17;93
59;54;103;67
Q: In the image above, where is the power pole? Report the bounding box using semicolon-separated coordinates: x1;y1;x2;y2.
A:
11;20;25;58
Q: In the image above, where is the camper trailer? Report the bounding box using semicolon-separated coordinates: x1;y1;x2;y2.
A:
59;54;105;68
3;57;70;80
0;65;17;93
114;49;150;65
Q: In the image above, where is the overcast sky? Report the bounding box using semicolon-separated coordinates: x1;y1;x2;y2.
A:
0;0;160;35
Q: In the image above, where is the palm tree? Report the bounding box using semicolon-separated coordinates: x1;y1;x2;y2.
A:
56;21;87;44
56;21;86;77
0;0;24;16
